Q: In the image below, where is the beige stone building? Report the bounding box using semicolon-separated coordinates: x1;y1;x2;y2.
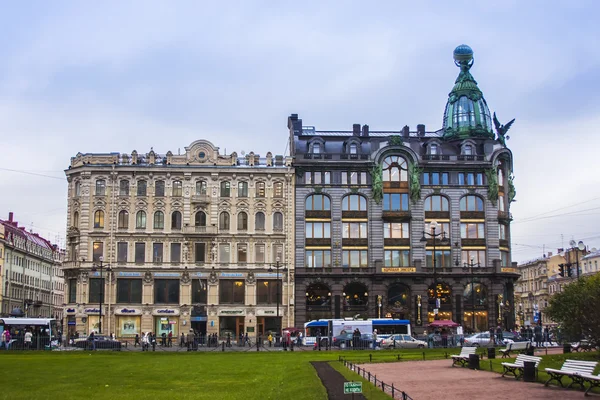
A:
515;255;552;327
63;140;294;340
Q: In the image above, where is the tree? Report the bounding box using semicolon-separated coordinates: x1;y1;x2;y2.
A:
545;274;600;348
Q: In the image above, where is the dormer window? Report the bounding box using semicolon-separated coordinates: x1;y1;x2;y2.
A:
349;144;357;154
430;144;438;155
464;145;473;155
313;143;321;154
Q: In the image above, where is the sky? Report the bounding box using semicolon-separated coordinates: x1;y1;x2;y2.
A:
1;1;599;263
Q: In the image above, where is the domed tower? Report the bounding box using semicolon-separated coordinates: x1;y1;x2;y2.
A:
442;45;494;140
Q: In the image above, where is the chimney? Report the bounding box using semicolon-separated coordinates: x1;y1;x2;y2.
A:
362;124;369;137
8;212;13;222
417;124;425;136
402;126;410;138
353;124;361;136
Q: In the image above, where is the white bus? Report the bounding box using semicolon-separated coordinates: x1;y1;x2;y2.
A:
303;318;411;346
0;318;60;350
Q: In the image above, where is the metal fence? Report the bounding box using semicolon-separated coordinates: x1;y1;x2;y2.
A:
340;357;414;400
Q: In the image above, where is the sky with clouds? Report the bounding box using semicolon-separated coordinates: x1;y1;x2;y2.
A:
1;1;599;263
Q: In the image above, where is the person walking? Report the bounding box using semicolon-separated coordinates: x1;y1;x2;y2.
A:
534;324;543;348
372;329;378;349
24;330;33;350
141;332;148;351
180;333;185;348
268;333;273;348
88;331;96;351
168;331;173;347
244;333;250;347
1;328;7;350
134;334;140;347
186;330;196;352
543;325;550;346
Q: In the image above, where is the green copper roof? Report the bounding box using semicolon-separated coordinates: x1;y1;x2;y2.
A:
442;45;494;140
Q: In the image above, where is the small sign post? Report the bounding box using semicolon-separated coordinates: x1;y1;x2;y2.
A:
344;381;362;396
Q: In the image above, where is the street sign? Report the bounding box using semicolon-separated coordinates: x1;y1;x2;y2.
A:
344;382;362;394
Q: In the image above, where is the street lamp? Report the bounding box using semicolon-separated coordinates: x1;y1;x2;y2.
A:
91;256;111;334
463;256;481;333
421;220;449;320
268;257;287;338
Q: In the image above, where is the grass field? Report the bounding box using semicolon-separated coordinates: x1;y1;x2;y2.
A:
1;349;451;400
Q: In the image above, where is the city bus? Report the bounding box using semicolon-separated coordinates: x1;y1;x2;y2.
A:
303;318;411;345
0;318;60;350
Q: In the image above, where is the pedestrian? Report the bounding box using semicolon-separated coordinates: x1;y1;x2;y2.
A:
134;334;140;347
495;325;503;345
186;330;196;351
488;327;495;347
227;333;231;347
298;331;303;346
24;330;32;350
180;333;185;347
543;325;550;346
168;331;173;347
372;329;378;349
161;332;167;347
88;331;96;351
268;333;273;348
1;329;6;350
441;329;448;348
244;332;250;347
151;333;157;351
534;324;543;348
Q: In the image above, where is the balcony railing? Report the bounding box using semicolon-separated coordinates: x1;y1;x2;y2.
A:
183;225;217;234
302;153;369;161
191;194;211;204
296;267;375;275
422;154;486;162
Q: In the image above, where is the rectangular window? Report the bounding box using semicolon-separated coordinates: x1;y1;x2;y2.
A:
95;180;106;196
323;172;331;185
192;279;208;304
350;172;359;185
360;172;368;185
425;250;452;269
117;242;128;263
88;278;104;303
221;182;231;197
116;279;142;303
219;280;245;304
342;222;368;239
220;244;230;263
306;222;331;238
304;172;312;184
93;242;103;262
173;181;183;197
238;182;248;197
341;171;348;184
383;193;409;211
119;180;129;196
68;279;77;303
255;244;265;263
274;182;283;197
384;222;410;238
154;279;180;304
314;172;322;185
462;250;486;267
137;180;147;196
257;280;280;304
195;243;206;263
459;173;484;186
155;181;165;197
500;251;510;267
383;250;410;267
305;250;332;268
170;243;181;264
273;244;283;263
153;243;163;263
256;182;265;197
499;195;506;212
349;144;357;154
135;242;145;264
342;250;368;268
423;172;449;185
499;225;508;240
237;243;247;262
460;223;485;239
196;181;207;195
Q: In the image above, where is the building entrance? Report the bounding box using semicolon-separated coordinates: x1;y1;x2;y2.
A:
219;316;244;340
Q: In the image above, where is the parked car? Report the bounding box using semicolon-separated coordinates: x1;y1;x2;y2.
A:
331;333;379;349
381;334;426;349
74;335;122;350
463;331;525;347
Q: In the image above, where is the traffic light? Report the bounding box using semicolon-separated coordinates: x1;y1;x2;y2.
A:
558;264;565;277
567;263;573;277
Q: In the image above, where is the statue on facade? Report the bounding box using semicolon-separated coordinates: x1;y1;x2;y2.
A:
508;173;517;203
370;164;383;204
408;163;423;204
485;166;498;205
493;112;515;147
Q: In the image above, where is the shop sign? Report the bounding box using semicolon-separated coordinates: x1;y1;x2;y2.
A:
153;309;180;316
381;267;416;273
85;308;101;314
65;308;77;314
218;310;245;316
501;267;517;273
255;273;278;278
256;309;276;316
193;272;209;277
89;271;100;277
160;317;177;325
115;308;142;315
220;272;245;278
118;272;142;277
154;272;181;277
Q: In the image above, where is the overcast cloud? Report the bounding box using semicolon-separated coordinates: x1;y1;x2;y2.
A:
1;1;599;262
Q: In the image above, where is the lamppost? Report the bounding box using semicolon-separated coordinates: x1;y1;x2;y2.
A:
268;257;287;338
91;256;111;334
497;294;504;328
463;256;481;333
420;220;449;320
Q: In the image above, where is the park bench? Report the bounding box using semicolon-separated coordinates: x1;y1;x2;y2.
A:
499;341;530;358
501;354;542;379
572;340;594;352
451;346;477;367
544;359;598;389
574;371;600;396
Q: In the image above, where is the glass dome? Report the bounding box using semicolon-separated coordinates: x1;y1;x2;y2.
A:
444;96;492;133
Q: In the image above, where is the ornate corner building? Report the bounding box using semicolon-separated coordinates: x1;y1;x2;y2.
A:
292;45;520;333
64;140;295;339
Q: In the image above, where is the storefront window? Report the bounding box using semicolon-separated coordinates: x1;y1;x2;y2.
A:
117;316;141;338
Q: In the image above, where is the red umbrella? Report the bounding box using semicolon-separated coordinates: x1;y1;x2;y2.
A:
429;320;460;328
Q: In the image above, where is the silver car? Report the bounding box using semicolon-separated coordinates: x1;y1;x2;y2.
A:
380;334;426;349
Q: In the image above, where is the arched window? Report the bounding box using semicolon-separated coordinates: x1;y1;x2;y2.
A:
306;284;331;306
424;195;449;212
74;181;81;196
136;211;146;229
219;212;230;230
94;210;104;228
313;143;321;154
273;182;283;198
273;212;283;230
172;180;183;197
118;210;129;229
137;180;147;196
171;211;182;230
255;212;265;230
428;282;452;306
220;181;230;197
237;212;248;230
195;211;206;227
154;211;164;229
73;211;79;228
95;180;106;196
463;144;473;155
342;195;367;211
196;181;207;195
387;284;409;307
305;194;331;211
460;196;484;211
463;283;488;307
343;282;369;306
382;155;408;182
498;169;504;186
119;180;129;196
238;181;248;197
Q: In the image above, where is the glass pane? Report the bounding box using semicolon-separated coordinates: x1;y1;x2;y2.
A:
401;194;409;210
423;174;430;185
350;195;358;210
432;173;439;185
342;252;349;268
442;173;449;185
350;251;359;268
478;224;485;238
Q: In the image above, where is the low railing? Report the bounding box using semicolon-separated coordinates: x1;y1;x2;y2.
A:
340;358;414;400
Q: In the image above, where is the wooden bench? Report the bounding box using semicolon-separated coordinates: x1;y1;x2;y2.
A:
574;372;600;396
451;347;477;367
572;340;594;352
544;359;598;388
501;354;542;379
499;341;530;358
